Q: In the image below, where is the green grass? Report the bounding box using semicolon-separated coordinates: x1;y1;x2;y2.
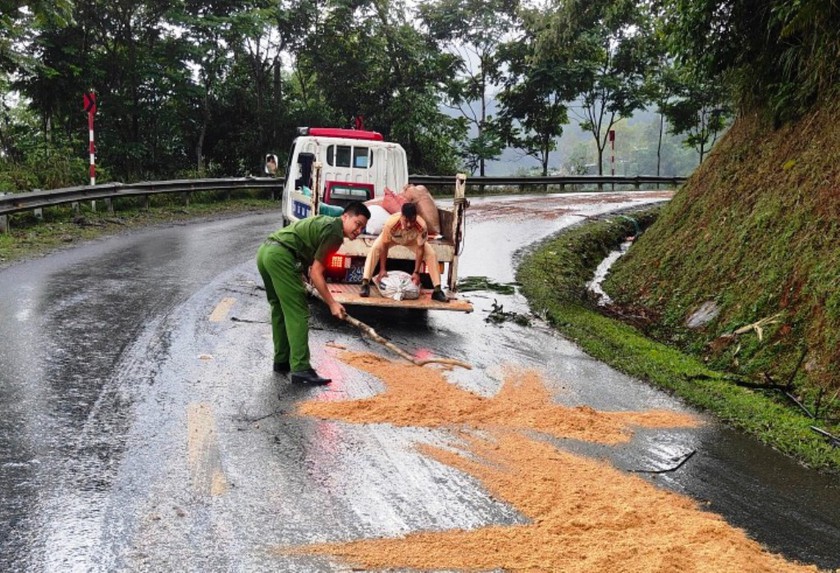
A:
517;210;840;473
0;192;278;267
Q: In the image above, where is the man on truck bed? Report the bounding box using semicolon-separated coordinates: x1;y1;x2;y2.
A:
257;201;371;385
359;202;448;303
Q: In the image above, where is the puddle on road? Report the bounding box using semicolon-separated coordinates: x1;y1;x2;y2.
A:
277;352;817;572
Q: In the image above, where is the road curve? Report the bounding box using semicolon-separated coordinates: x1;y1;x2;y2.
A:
1;192;838;572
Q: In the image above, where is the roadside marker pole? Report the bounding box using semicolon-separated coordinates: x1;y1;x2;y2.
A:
609;129;616;190
83;92;102;212
89;101;95;187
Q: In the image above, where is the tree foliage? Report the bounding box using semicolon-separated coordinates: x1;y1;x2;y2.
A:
660;0;840;122
4;0;834;189
419;0;516;175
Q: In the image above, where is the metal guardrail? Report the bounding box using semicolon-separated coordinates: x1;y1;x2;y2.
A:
409;174;687;187
0;174;686;219
0;177;286;217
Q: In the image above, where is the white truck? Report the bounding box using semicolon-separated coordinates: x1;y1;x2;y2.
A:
280;127;472;312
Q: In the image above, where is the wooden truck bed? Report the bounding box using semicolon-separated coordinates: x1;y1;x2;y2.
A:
321;282;473;312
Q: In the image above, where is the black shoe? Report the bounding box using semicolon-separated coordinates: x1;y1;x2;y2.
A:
273;361;290;373
431;289;448;303
291;368;331;385
359;282;370;297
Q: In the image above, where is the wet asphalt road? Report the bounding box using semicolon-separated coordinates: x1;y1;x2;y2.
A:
0;192;838;572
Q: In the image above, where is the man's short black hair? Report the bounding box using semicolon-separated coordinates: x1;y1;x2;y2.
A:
401;202;417;220
343;201;371;219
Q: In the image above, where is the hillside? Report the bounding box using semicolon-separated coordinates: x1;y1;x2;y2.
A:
604;98;840;404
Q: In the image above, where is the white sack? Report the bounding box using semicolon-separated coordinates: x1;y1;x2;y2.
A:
379;271;420;301
365;205;390;235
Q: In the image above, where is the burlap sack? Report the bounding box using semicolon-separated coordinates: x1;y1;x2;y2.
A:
401;184;440;236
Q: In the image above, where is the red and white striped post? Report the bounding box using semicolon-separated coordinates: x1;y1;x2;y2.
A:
83;92;101;211
609;129;616;190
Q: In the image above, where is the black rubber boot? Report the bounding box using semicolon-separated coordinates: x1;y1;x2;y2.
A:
291;368;331;385
359;280;370;297
273;361;290;373
431;287;448;303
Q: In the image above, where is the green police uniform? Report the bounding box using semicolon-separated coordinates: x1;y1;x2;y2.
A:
256;216;344;372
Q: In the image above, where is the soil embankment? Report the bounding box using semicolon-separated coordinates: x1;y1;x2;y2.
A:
605;100;840;397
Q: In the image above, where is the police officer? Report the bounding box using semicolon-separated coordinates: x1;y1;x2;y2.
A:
257;201;370;385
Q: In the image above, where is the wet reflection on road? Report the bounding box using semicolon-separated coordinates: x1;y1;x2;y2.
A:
1;192;838;572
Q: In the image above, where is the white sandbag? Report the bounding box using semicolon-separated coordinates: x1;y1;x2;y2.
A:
379;271;419;301
365;205;391;235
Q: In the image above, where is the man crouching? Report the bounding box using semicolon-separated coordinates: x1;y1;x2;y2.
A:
359;202;448;303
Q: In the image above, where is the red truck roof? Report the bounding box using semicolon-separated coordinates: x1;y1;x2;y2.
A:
305;127;384;141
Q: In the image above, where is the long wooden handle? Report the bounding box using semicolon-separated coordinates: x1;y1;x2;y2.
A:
343;313;472;370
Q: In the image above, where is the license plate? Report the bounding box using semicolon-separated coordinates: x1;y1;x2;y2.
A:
345;263;364;283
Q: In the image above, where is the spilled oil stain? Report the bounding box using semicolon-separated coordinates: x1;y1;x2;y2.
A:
279;352;816;572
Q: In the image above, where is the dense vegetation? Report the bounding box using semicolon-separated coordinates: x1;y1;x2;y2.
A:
517;210;840;472
604;98;840;406
597;0;840;434
1;0;739;190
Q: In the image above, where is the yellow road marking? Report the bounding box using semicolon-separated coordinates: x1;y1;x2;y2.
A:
187;403;229;496
209;297;236;322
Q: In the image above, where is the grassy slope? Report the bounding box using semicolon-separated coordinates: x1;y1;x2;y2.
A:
604;100;840;398
517;212;840;472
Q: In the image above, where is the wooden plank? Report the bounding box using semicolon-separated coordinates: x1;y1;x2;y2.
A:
324;283;473;312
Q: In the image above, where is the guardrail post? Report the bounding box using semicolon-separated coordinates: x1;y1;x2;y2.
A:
0;192;6;233
142;195;150;210
105;198;114;215
32;189;43;220
183;192;190;207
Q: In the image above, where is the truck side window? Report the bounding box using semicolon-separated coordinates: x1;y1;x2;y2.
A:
295;152;315;190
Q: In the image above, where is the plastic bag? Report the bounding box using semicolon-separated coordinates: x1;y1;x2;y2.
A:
365;205;390;235
379;271;420;301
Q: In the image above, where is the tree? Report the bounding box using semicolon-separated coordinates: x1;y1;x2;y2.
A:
536;0;656;175
496;7;571;177
662;64;731;164
419;0;517;176
660;0;840;123
299;0;463;174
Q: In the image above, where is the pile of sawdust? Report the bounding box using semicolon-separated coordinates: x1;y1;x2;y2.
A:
283;351;816;572
299;352;699;445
